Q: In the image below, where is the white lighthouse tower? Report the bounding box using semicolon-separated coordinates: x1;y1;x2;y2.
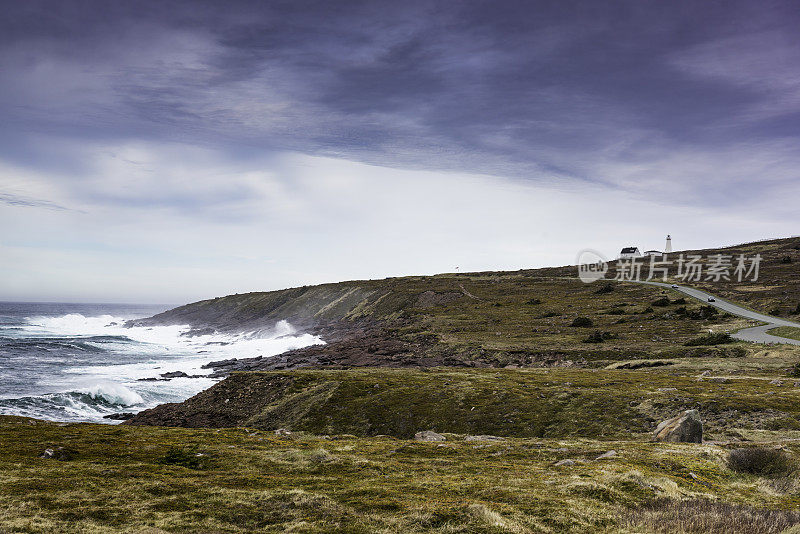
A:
665;234;673;253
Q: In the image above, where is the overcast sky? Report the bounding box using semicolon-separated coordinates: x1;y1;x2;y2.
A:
1;0;799;303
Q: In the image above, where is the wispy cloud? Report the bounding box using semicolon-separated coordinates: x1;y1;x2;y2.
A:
0;192;71;211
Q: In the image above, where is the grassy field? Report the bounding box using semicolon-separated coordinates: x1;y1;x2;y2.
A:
768;327;800;342
127;368;800;440
2;415;799;534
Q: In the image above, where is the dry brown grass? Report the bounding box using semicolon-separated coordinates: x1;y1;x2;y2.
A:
620;498;800;533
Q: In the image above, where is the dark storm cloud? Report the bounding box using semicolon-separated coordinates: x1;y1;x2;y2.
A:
1;0;800;197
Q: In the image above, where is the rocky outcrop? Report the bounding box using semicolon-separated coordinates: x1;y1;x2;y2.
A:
414;430;446;442
40;447;74;461
103;412;135;421
653;409;703;443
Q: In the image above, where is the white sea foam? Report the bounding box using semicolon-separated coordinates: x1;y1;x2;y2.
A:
79;383;144;406
3;313;324;423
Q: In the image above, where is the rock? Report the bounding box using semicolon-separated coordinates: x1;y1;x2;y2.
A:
770;379;784;386
414;430;446;442
40;446;74;461
274;428;292;437
653;409;703;443
554;459;575;466
465;435;506;442
657;387;678;392
595;450;617;460
103;412;135;421
608;360;673;370
710;377;729;383
161;371;190;379
794;381;800;388
700;370;712;377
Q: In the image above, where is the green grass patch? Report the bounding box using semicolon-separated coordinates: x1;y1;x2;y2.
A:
766;326;800;342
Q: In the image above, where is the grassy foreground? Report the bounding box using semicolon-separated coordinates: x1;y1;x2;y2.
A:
1;415;799;533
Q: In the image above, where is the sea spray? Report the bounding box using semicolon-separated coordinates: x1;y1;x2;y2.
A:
0;302;323;423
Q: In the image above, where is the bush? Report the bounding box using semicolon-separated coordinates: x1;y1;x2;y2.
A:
605;308;626;315
673;297;686;305
541;311;560;318
789;363;800;378
794;303;800;315
685;332;734;346
583;331;618;343
641;306;654;314
570;317;593;327
727;448;793;477
594;283;614;294
679;305;718;320
525;298;542;305
781;255;793;264
652;297;671;307
770;308;783;316
158;445;214;470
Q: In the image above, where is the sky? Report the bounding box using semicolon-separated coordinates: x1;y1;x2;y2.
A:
1;0;799;303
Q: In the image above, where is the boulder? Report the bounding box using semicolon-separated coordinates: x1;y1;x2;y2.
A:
161;371;190;379
414;430;446;442
653;409;703;443
40;446;74;461
103;412;135;421
554;459;575;466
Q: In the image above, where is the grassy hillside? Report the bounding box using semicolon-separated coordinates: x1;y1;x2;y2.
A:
132;237;800;374
606;236;800;317
127;367;800;440
2;415;799;533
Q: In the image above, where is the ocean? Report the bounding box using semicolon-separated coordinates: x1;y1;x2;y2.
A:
0;302;322;423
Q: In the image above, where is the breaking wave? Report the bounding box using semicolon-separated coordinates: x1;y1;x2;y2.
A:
0;310;323;423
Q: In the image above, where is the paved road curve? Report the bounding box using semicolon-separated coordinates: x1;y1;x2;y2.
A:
635;280;800;346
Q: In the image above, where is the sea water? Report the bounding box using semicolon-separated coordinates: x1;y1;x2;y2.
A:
0;302;322;423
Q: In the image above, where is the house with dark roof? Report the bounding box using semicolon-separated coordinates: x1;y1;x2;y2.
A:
619;246;642;259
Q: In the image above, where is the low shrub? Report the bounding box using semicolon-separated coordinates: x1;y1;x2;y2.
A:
685;332;734;346
673;297;686;305
678;305;718;320
525;298;542;305
727;448;794;477
158;445;215;470
541;311;560;318
594;283;614;294
790;363;800;378
781;255;793;264
570;317;593;327
652;297;671;307
583;331;618;343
